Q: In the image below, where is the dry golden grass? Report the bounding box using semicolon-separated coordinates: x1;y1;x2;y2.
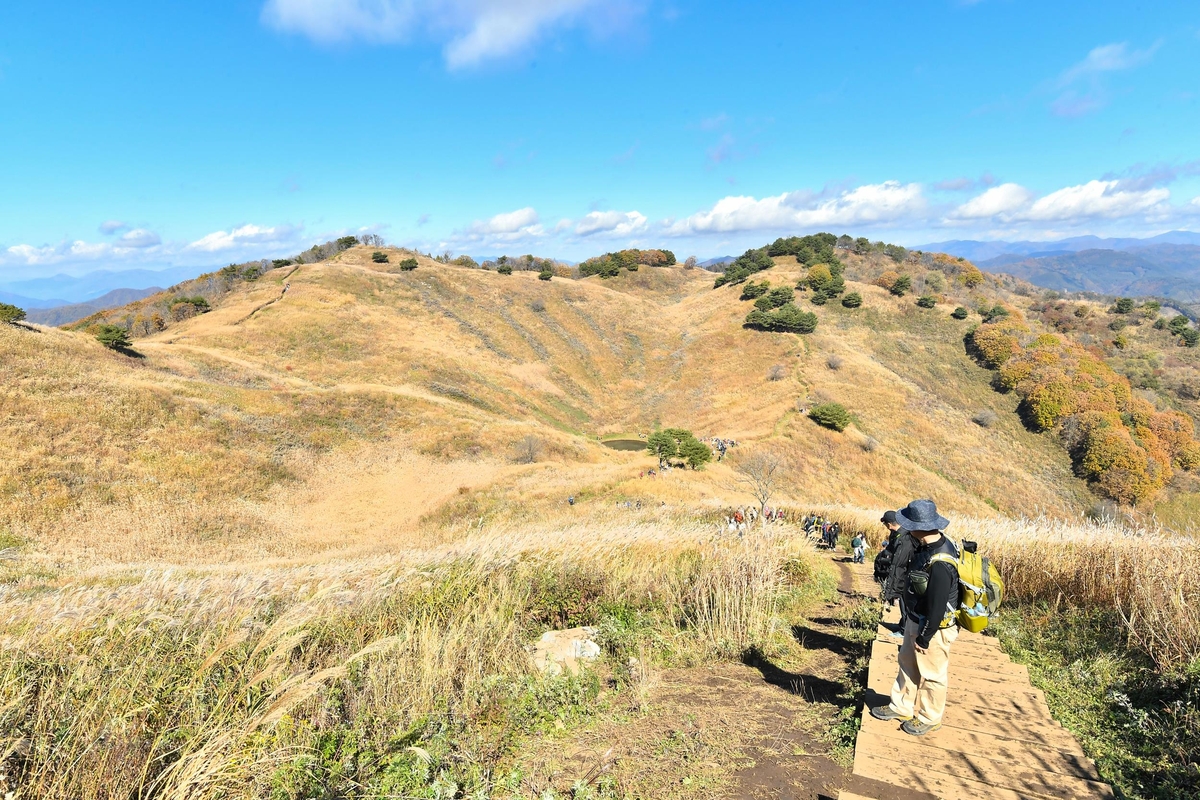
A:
0;512;815;799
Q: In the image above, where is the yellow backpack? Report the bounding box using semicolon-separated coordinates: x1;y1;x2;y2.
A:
930;540;1004;633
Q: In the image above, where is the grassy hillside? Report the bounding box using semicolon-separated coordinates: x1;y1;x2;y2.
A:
5;242;1200;799
3;244;1127;571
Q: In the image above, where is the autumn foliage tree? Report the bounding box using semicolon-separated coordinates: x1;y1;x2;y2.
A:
971;323;1200;505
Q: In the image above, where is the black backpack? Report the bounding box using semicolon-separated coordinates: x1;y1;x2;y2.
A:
873;547;892;584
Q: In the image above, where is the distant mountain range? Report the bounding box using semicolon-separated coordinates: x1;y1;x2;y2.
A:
25;287;163;326
916;231;1200;304
0;265;208;304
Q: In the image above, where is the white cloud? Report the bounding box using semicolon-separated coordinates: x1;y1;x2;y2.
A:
668;181;927;236
948;183;1035;220
443;0;597;69
1049;41;1160;118
1058;42;1160;87
118;228;162;248
1020;180;1169;222
99;220;128;235
575;210;647;237
3;235;162;266
452;206;545;246
188;224;300;252
471;206;539;235
262;0;612;69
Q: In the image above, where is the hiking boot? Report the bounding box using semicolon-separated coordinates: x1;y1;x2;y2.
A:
869;706;911;722
900;719;942;736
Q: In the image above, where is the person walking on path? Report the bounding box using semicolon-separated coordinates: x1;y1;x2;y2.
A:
851;532;866;563
870;499;960;737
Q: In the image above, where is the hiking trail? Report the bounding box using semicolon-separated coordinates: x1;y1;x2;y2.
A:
837;559;1115;800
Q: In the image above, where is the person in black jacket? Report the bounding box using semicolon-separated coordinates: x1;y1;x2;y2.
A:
870;499;960;736
873;510;913;639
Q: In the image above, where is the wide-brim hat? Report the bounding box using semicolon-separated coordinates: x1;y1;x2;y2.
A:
895;499;950;532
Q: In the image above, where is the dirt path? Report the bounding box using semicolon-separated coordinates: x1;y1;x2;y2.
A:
512;551;872;799
728;554;865;800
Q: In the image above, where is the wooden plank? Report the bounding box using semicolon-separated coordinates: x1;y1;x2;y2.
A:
860;708;1084;752
867;660;1033;696
870;642;1028;676
837;774;939;800
853;751;1114;800
867;674;1053;718
856;735;1105;791
857;724;1100;779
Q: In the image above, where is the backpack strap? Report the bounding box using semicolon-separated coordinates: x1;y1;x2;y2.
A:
981;556;998;612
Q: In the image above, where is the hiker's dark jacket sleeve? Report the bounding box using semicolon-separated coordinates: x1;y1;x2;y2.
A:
916;561;957;649
884;533;914;601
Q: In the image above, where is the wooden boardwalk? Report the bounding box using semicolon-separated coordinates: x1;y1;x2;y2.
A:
838;560;1114;800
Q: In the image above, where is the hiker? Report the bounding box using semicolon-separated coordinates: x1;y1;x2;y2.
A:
567;496;575;506
851;532;866;563
871;499;960;737
879;510;917;638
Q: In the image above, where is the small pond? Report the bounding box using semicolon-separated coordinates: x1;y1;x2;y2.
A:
601;438;645;452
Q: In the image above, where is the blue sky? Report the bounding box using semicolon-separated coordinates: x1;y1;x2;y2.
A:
1;1;1199;280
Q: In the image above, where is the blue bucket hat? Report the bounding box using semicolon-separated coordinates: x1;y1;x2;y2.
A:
895;499;950;532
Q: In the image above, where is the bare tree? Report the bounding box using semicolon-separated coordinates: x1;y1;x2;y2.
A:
683;256;698;270
733;451;783;525
512;434;545;464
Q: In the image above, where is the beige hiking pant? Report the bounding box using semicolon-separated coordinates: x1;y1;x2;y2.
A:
889;617;958;725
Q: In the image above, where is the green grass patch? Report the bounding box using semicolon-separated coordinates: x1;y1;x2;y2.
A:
996;605;1200;800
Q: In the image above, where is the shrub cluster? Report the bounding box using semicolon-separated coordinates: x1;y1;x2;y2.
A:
93;324;131;350
836;235;908;263
0;302;26;324
744;304;818;334
766;232;839;265
398;258;419;272
809;402;851;432
482;254;558;274
971;324;1200;504
579;248;675;278
739;280;770;300
951;306;969;320
919;252;986;287
713;248;775;288
804;261;846;304
371;251;389;263
915;295;937;308
968;318;1028;368
841;292;863;309
754;286;794;311
646;427;712;469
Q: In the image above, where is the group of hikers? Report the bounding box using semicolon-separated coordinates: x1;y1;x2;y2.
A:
866;499;1003;737
802;514;842;550
724;505;789;533
706;437;739;461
